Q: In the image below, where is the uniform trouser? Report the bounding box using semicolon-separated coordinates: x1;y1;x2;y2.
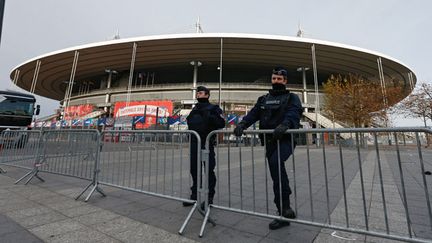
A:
190;143;216;200
266;141;293;213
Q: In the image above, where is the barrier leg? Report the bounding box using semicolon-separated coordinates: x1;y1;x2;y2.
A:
84;184;98;202
75;182;93;200
196;207;216;226
15;167;45;185
199;206;212;238
75;181;106;202
95;186;106;196
0;167;6;173
77;132;105;202
178;202;198;235
24;169;44;185
15;170;34;184
34;173;45;182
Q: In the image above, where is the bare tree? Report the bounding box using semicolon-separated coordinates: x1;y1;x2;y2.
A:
394;83;432;127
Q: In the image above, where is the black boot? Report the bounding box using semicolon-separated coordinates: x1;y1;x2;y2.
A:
269;205;296;230
281;207;296;219
269;218;290;230
183;194;196;207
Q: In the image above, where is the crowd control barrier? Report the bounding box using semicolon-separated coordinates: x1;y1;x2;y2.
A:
199;128;432;243
2;128;431;242
1;130;102;199
0;130;43;173
96;130;206;234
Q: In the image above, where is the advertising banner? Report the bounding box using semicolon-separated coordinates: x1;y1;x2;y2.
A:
84;118;94;127
106;118;115;126
227;114;238;125
114;116;132;128
97;118;106;126
113;100;173;129
64;104;95;120
133;116;145;124
72;119;82;127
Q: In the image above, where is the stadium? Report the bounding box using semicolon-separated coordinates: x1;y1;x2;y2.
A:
9;33;417;129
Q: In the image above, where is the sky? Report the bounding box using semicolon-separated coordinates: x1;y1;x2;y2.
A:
0;0;431;126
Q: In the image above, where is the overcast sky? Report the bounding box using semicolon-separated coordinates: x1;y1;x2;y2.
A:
0;0;431;126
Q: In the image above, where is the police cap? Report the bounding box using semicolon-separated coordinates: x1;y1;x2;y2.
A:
272;66;288;78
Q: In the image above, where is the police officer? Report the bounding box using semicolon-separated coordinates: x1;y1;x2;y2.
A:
183;86;225;207
234;67;303;230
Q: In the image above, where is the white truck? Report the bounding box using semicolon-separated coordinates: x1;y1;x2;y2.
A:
0;90;40;148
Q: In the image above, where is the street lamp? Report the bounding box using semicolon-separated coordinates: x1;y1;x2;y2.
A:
0;0;5;46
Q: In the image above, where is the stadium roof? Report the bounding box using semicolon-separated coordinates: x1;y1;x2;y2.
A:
10;33;416;100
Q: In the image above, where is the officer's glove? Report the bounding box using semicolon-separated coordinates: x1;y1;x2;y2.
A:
273;124;290;141
234;124;245;137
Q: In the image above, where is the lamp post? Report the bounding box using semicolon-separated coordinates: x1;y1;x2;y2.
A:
0;0;5;46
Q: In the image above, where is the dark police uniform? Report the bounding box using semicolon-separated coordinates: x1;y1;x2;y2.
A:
237;88;303;214
186;100;225;202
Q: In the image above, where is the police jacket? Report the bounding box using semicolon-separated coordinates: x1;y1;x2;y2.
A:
187;101;225;147
239;89;303;142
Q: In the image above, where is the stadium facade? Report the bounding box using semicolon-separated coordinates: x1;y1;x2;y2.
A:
9;33;417;129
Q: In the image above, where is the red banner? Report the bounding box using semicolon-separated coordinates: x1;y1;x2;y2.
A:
64;104;94;120
113;100;173;129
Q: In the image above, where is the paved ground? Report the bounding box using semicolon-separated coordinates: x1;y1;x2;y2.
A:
0;172;196;243
0;142;431;242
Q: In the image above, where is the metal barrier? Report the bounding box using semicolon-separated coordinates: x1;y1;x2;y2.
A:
0;130;42;172
36;130;100;179
97;130;205;234
3;130;103;200
200;128;432;242
2;128;431;241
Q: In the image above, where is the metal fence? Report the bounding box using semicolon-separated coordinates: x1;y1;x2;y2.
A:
0;129;204;233
0;130;100;188
37;130;100;179
1;128;431;242
0;130;42;172
200;128;432;243
97;130;203;234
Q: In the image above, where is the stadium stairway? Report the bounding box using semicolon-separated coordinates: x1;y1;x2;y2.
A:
303;112;355;140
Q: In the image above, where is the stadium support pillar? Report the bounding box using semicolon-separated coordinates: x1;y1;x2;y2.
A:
30;60;41;94
377;57;391;145
218;38;223;107
62;50;79;124
377;57;388;109
297;67;309;113
408;72;414;91
126;42;138;107
311;44;320;146
104;69;117;114
190;61;202;100
12;69;20;85
105;86;110;113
